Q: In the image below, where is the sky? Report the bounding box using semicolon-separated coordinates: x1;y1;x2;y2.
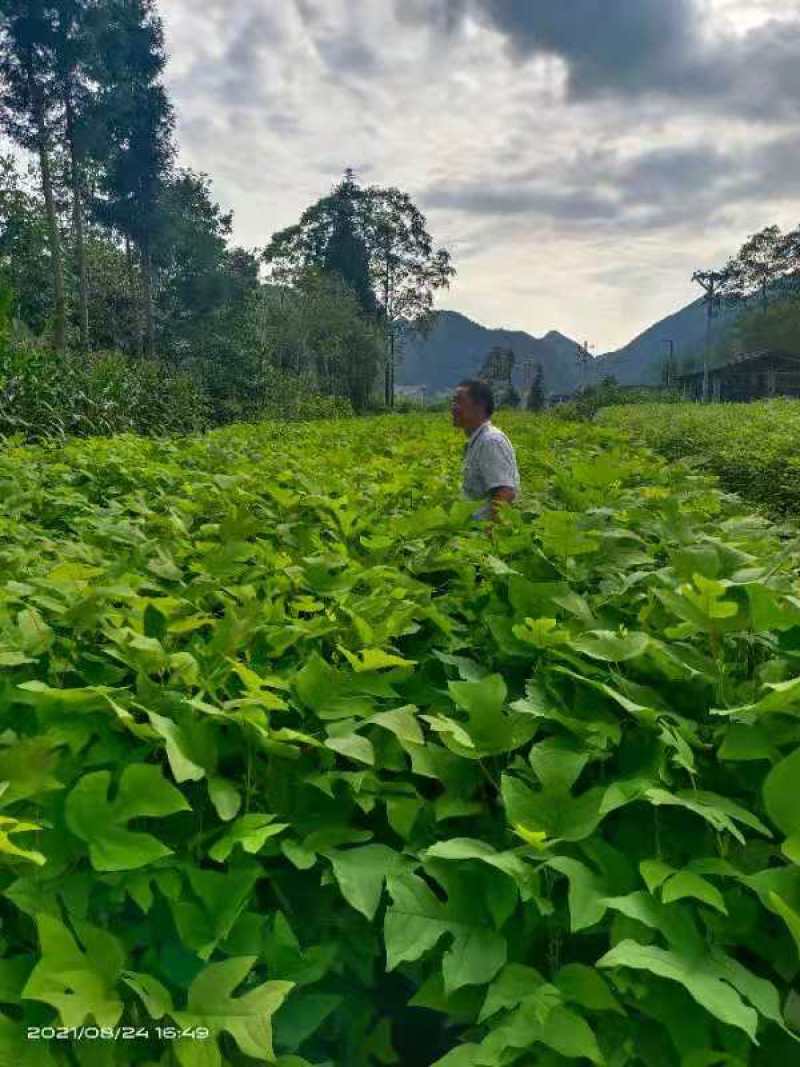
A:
158;0;800;352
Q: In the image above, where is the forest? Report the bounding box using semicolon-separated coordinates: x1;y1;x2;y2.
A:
0;1;454;438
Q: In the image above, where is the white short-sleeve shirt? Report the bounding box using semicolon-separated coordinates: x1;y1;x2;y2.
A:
462;420;520;519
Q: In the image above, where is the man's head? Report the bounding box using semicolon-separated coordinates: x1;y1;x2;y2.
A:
452;379;494;431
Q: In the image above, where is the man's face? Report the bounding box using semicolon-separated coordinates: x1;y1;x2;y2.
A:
451;386;483;429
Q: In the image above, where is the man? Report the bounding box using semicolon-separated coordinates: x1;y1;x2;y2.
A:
451;378;520;524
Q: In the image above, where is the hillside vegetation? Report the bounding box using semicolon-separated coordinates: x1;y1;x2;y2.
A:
599;399;800;518
2;412;800;1065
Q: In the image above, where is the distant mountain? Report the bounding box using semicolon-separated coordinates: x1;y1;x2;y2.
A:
396;311;580;395
586;296;743;387
397;298;746;396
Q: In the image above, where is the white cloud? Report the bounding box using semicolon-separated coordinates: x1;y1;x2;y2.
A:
156;0;800;350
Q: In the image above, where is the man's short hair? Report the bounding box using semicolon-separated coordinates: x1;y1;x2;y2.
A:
458;378;495;417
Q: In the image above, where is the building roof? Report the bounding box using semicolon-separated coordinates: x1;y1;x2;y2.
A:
676;349;800;381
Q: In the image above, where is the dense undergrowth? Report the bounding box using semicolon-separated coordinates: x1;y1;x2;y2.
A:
598;399;800;519
0;343;352;442
2;412;800;1066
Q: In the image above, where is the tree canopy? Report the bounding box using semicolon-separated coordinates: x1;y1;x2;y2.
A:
264;170;455;406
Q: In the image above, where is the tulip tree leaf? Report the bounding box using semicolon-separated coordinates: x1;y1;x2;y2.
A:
65;763;190;871
22;915;125;1028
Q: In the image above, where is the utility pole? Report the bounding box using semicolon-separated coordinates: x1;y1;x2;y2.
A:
576;341;595;391
662;339;675;387
692;270;727;403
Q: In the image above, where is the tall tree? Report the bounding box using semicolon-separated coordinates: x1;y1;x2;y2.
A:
322;169;376;318
777;225;800;292
526;363;545;411
89;0;174;357
153;169;259;362
0;155;52;332
479;345;515;386
360;187;454;407
52;0;95;352
264;172;454;407
729;225;785;314
0;1;68;350
478;345;516;408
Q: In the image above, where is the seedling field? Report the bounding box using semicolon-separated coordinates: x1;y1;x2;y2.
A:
2;412;800;1066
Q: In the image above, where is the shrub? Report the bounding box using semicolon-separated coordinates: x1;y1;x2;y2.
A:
0;343;211;441
600;397;800;518
204;363;353;425
554;379;683;421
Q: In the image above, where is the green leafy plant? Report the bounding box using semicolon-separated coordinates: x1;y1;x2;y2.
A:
1;411;800;1065
600;397;800;517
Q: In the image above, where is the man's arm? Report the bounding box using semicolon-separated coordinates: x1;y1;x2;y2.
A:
487;485;515;523
478;437;518;525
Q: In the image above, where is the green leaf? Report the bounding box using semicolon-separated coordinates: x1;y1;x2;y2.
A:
422;838;536;898
643;788;770;844
571;630;649;662
65;764;190;871
478;962;549;1023
324;733;375;765
0;815;46;866
122;971;174;1019
0;956;33;1004
546;857;608;932
17;608;54;656
431;1047;482;1067
529;737;588;793
502;774;605;843
294;653;376;719
444;674;537;757
768;892;800;961
326;844;406;920
171;956;293;1067
339;647;416;672
384;871;506;993
146;710;207;783
169;865;261;961
273;991;342;1053
538;1005;605;1064
597;940;758;1041
207;776;241;821
764;747;800;838
719;724;773;762
208;814;289;863
22;915;124;1028
556;963;624;1015
683;574;739;620
536;511;600;558
640;859;675;894
366;705;424;745
662;871;728;914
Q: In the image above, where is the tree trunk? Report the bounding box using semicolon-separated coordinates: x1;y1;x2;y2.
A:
142;243;155;358
28;64;67;353
389;325;395;409
382;255;397;408
125;238;144;356
65;93;89;353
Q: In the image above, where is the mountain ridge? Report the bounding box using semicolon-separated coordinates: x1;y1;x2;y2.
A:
397;297;743;395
